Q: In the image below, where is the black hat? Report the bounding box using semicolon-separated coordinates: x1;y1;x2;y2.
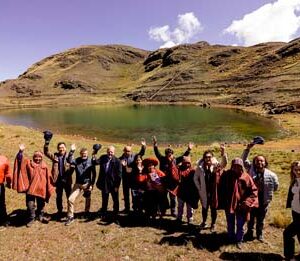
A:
93;143;102;152
252;136;265;145
43;130;53;141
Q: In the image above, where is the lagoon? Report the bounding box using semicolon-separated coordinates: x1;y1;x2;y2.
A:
0;105;283;144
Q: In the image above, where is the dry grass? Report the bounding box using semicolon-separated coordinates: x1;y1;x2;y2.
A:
1;112;300;260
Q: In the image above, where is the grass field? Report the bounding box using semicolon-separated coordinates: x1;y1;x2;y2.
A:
1;111;300;260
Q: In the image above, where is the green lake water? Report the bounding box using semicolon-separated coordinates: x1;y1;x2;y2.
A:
0;105;284;144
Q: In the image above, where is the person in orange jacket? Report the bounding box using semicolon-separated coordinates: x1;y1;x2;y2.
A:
13;144;54;227
0;154;12;227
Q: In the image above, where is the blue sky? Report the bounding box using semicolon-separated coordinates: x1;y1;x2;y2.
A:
1;0;300;81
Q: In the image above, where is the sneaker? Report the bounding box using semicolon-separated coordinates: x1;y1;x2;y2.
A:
65;217;74;226
26;219;35;228
210;224;216;233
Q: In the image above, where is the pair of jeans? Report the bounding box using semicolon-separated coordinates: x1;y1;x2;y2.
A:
26;194;45;220
177;197;193;220
168;192;176;214
67;183;91;218
247;204;268;237
283;211;300;259
225;211;247;243
101;189;119;215
0;184;7;223
55;178;72;213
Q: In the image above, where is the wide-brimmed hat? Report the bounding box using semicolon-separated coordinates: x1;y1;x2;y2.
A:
143;157;159;167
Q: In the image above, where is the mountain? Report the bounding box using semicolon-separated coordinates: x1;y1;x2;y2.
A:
1;40;300;111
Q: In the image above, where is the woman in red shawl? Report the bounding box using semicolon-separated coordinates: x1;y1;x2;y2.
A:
142;157;168;220
13;144;54;227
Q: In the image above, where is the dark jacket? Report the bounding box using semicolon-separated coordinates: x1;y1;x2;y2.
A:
44;143;74;185
119;145;146;184
168;161;199;209
94;155;122;193
67;152;96;185
154;145;190;190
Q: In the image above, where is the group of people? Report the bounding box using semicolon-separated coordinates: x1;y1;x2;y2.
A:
0;132;299;259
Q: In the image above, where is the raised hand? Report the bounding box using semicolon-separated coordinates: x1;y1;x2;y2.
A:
220;144;226;155
188;142;194;150
70;144;76;151
19;144;25;151
141;138;146;146
152;136;157;145
246;142;255;150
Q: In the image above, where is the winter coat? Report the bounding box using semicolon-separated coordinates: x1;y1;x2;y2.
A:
168;161;199;209
13;152;54;201
194;155;227;209
219;170;258;220
0;155;11;185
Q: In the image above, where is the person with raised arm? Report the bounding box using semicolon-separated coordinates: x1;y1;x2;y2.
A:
65;144;98;226
13;144;54;227
152;136;193;217
43;130;74;221
242;137;279;242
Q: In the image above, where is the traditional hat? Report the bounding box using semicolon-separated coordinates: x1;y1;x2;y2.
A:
143;157;159;167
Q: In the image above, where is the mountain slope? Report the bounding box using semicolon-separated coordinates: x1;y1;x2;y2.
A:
1;40;300;109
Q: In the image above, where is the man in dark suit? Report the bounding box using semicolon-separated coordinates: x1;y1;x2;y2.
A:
94;146;122;220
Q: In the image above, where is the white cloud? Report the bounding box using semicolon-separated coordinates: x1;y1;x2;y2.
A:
224;0;300;46
149;12;203;48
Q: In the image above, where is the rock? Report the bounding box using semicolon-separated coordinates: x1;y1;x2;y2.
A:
276;38;300;58
208;48;241;67
54;80;94;92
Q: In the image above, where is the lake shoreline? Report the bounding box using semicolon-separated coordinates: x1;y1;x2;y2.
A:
0;101;299;150
0;102;286;145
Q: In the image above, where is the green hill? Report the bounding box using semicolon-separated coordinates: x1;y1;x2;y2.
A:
1;39;300;110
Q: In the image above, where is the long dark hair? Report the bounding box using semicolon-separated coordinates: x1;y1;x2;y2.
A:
290;161;300;185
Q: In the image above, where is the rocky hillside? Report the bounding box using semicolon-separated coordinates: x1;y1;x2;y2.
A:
1;40;300;111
